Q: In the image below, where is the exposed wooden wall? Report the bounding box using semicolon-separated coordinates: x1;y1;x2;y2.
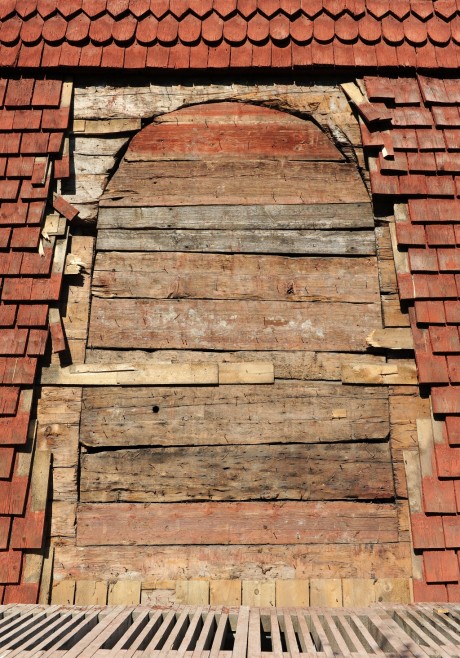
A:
39;83;421;603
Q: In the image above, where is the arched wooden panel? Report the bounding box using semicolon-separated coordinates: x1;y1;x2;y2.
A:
101;102;368;207
81;102;394;566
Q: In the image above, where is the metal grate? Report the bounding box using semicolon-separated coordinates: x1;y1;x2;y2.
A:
0;604;459;657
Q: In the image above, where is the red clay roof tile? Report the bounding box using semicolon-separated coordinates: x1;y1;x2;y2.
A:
424;549;459;583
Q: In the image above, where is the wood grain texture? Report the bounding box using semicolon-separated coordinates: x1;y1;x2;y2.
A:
97;203;374;230
76;501;399;546
101;160;369;207
96;229;376;255
79;443;393;503
54;542;412;581
92;253;380;304
88;299;381;351
80;382;389;448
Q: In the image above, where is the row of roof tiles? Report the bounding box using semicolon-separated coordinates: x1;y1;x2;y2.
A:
3;0;460;21
2;11;460;47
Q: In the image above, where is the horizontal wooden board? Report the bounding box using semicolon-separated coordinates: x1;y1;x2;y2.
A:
95;229;376;255
92;253;380;304
41;362;273;386
101;160;370;207
79;443;394;503
85;349;386;381
77;501;399;546
88;299;381;351
97;203;375;230
80;382;389;448
54;541;412;581
126;124;343;161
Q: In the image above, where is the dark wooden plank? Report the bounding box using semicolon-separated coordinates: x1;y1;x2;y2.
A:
80;382;389;448
92;253;380;303
79;442;394;503
101;160;370;206
95;229;376;255
76;501;399;546
97;204;375;230
88;299;381;351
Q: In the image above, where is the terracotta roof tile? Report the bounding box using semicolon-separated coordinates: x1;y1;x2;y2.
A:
424;549;459;583
0;1;457;69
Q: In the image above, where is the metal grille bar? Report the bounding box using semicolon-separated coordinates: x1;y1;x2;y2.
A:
0;604;458;657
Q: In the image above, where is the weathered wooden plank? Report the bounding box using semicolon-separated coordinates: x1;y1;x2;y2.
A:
96;229;376;255
126;123;342;162
88;299;381;351
85;349;386;381
76;501;399;546
79;442;394;503
54;542;412;581
92;253;380;304
101;160;370;206
80;382;389;448
97;203;375;230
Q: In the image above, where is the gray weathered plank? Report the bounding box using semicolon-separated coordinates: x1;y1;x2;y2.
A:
92;253;380;303
79;442;394;503
88;299;381;351
76;501;399;546
95;229;376;255
80;381;389;448
97;203;374;230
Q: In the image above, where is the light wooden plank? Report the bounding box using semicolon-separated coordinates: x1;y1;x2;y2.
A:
374;578;411;603
88;299;381;352
275;580;309;607
175;581;209;605
92;253;380;304
79;443;394;503
96;229;376;255
367;328;414;350
341;362;417;385
53;542;413;582
85;348;386;382
51;580;75;605
310;579;343;607
80;382;389;448
242;581;275;607
74;580;107;605
76;501;399;546
210;580;242;606
107;580;141;605
98;203;375;230
41;363;219;386
342;579;376;607
102;160;370;206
